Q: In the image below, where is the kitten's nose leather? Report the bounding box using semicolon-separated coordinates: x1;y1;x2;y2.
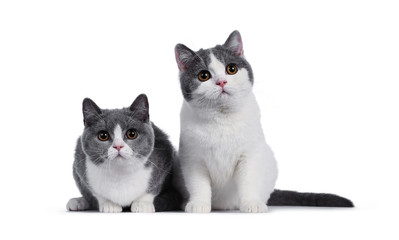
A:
216;80;227;88
113;145;124;151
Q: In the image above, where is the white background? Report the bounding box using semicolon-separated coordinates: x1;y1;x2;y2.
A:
1;0;398;239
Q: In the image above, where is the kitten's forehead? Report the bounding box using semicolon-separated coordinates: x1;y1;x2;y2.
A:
208;53;225;74
193;48;212;67
113;124;123;138
96;109;141;130
195;47;228;66
202;46;233;64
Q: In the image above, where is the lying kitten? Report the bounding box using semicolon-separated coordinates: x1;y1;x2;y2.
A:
66;94;179;212
174;31;353;212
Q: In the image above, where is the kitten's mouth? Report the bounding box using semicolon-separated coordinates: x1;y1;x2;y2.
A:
220;89;230;96
219;89;230;97
110;154;127;161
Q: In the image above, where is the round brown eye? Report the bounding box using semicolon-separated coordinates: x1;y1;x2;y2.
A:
126;129;138;140
98;131;109;141
198;70;211;82
226;64;238;75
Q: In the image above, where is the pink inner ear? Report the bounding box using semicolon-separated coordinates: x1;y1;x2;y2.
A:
175;49;187;72
231;45;244;57
235;35;244;56
237;47;244;56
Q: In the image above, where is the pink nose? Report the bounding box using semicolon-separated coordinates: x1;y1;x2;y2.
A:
216;80;227;88
113;145;124;151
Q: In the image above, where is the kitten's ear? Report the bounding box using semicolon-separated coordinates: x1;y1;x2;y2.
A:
129;94;149;123
175;44;195;72
223;30;244;57
82;98;102;126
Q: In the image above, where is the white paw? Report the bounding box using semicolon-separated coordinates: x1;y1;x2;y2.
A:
66;197;90;211
240;201;268;213
131;201;155;213
99;201;123;213
185;201;211;213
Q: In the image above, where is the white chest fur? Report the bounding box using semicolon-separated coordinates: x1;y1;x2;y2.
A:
86;159;152;207
180;93;267;183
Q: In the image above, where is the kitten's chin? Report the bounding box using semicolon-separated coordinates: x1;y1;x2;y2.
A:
107;154;129;162
107;155;141;167
114;156;126;161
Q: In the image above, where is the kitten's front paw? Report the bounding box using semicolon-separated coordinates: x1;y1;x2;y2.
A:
99;201;122;213
185;201;211;213
131;201;155;213
240;201;268;213
66;197;90;211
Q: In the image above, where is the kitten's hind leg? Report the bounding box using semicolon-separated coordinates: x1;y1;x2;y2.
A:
234;146;278;213
66;197;91;211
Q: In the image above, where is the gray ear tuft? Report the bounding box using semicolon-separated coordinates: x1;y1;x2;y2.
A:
223;30;244;56
82;98;102;126
130;94;149;122
175;44;196;72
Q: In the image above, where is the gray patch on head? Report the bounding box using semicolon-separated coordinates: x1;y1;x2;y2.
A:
177;45;254;102
211;45;254;84
177;48;209;101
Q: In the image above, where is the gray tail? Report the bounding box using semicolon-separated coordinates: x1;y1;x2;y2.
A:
154;188;354;211
267;189;354;207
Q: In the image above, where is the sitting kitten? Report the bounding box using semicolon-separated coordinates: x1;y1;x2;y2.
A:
174;31;353;213
66;94;178;212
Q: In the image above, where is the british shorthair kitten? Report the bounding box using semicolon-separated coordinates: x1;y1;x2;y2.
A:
174;31;353;213
66;94;179;212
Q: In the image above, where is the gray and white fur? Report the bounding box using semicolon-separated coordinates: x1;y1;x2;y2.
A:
66;94;180;212
174;30;353;212
67;32;353;213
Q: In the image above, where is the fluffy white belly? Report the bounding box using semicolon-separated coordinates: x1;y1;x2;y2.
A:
86;159;152;207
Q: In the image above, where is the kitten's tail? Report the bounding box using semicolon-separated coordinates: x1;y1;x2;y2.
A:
267;189;354;207
155;188;354;211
